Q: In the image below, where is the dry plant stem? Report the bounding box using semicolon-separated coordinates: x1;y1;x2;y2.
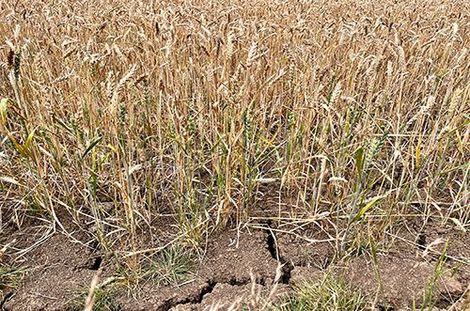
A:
84;269;101;311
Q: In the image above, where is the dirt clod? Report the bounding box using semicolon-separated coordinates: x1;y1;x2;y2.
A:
341;253;464;309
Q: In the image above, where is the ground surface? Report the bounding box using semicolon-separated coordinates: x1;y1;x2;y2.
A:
1;218;469;310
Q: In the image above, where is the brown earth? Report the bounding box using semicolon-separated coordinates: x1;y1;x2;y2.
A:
1;218;469;310
1;226;98;311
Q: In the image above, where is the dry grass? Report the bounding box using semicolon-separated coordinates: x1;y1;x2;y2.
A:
0;0;469;294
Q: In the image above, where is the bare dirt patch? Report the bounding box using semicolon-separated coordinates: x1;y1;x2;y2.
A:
2;234;98;311
199;230;278;285
341;253;464;309
276;225;336;269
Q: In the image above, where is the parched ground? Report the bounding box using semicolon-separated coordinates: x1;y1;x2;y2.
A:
1;217;469;310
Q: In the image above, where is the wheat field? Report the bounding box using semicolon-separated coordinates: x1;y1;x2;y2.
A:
0;0;469;309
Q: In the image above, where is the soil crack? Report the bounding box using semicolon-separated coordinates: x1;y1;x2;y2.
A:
159;280;216;311
416;232;426;250
0;292;14;309
265;222;293;285
89;256;103;270
159;275;269;310
197;280;217;304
